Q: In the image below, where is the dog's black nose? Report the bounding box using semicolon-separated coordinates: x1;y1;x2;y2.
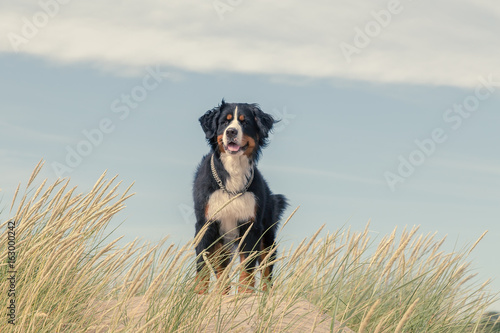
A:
226;127;238;138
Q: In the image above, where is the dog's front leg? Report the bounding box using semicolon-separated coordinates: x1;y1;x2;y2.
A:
238;252;256;293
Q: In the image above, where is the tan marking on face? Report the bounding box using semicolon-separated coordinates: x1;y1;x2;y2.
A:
239;114;245;122
227;114;233;120
242;135;256;157
217;134;226;153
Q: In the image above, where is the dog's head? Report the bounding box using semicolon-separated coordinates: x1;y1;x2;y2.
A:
199;99;276;159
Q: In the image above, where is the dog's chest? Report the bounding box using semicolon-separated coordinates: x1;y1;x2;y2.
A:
206;190;256;243
220;154;252;194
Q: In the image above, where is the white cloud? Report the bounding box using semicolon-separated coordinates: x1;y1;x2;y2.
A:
431;156;500;176
1;0;499;87
0;120;70;144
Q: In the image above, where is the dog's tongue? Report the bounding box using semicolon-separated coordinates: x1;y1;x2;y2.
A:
228;143;240;152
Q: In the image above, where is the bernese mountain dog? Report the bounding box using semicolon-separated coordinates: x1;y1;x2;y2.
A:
193;99;288;293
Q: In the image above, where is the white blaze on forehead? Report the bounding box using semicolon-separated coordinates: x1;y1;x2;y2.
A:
229;106;239;128
224;105;243;148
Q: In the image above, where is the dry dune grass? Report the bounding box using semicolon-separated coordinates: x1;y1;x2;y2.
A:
0;161;497;332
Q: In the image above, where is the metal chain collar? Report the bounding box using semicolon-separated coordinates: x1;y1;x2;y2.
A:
210;153;254;196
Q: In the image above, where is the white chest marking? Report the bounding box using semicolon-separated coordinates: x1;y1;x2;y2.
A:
206;191;256;244
220;154;252;194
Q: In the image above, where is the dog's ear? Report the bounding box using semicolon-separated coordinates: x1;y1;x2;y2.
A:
252;105;276;142
199;107;220;140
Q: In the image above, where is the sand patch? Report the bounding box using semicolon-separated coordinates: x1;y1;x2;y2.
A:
87;295;354;332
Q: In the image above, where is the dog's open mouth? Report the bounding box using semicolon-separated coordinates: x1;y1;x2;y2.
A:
225;142;248;154
227;143;240;152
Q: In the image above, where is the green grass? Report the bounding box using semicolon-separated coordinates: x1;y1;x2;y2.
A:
0;161;498;332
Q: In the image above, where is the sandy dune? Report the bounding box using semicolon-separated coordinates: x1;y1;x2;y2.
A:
200;295;355;333
88;295;354;333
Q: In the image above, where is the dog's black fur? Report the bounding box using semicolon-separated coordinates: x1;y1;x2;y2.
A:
193;99;288;292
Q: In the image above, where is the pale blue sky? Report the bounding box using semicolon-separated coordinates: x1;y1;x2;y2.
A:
1;0;499;309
